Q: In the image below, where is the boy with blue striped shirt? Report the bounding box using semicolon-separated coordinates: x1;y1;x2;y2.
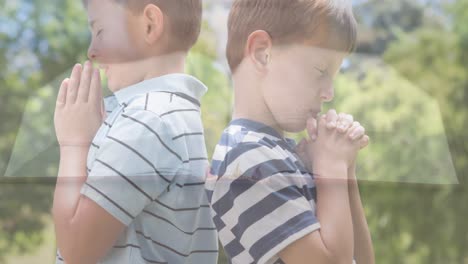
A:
52;0;218;263
206;1;375;263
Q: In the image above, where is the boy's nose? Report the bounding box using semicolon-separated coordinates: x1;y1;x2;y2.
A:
87;47;98;61
321;86;334;102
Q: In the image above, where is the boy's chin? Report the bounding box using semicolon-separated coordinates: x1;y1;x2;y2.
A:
279;120;307;134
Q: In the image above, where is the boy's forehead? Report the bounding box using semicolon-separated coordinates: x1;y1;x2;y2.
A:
86;0;101;19
285;45;346;70
86;0;120;25
86;0;112;17
277;44;346;59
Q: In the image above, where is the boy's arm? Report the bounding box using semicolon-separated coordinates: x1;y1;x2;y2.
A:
53;146;125;264
281;112;370;264
279;162;354;264
53;63;125;264
348;163;375;264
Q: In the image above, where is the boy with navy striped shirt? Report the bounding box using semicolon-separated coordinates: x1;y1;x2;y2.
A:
206;1;375;264
52;0;218;263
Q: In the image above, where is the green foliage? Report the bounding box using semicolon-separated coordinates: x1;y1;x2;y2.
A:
187;20;233;156
0;0;88;262
331;60;457;184
0;0;89;175
187;52;232;157
330;63;463;263
353;0;427;54
0;183;53;263
354;0;467;262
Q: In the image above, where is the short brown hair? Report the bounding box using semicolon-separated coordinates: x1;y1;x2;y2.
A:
84;0;202;53
226;0;357;72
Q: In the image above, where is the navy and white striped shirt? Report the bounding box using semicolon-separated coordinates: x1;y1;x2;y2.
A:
57;74;218;264
206;119;321;264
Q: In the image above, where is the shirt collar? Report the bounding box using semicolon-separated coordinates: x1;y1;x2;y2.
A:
230;118;283;139
114;73;208;106
229;118;298;149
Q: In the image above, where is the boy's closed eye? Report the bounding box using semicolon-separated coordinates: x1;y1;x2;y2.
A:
314;66;328;76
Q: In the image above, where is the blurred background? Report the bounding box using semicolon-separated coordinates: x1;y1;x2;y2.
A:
0;0;467;263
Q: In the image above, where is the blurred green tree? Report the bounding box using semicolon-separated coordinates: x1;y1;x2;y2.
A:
379;0;468;260
337;0;467;263
0;1;88;262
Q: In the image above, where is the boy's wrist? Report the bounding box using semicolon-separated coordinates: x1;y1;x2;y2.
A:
59;145;90;156
348;161;357;180
313;161;348;181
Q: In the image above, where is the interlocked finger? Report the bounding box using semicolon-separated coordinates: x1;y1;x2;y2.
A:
325;109;338;129
348;122;365;140
359;135;370;149
336;113;353;133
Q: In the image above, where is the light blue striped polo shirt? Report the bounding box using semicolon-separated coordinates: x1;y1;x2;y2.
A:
56;74;218;264
205;119;321;264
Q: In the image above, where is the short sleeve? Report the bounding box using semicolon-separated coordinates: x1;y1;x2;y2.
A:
81;109;185;226
209;142;320;264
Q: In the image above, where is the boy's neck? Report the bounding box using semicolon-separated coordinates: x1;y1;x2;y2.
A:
139;52;186;80
231;68;284;137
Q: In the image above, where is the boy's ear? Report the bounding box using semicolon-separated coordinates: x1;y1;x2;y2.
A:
142;4;164;45
245;30;273;72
